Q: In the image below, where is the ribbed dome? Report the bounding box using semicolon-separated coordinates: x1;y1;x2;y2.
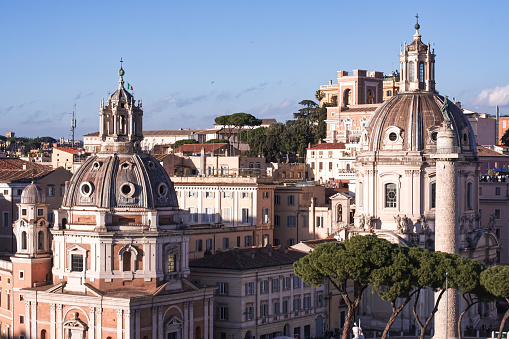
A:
21;183;43;204
62;153;178;209
109;86;133;102
363;92;477;153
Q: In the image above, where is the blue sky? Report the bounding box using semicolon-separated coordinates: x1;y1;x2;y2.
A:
1;0;508;139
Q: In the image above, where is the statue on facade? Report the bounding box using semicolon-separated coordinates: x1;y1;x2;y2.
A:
441;95;451;122
419;214;429;234
468;214;475;231
352;322;365;339
458;214;466;232
401;215;410;233
394;214;402;233
358;214;365;230
487;213;496;231
366;215;375;233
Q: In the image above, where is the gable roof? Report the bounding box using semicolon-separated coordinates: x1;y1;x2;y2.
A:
0;158;53;183
477;146;509;158
53;147;85;155
189;246;306;270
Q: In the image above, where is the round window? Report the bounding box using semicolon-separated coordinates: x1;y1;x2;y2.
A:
121;162;130;169
158;183;168;197
388;191;396;199
120;183;135;197
93;161;101;169
148;161;155;169
79;182;93;197
389;132;398;141
431;132;438;141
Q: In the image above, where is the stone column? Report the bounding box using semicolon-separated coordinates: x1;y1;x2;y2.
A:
158;306;163;339
433;125;461;339
31;301;37;338
204;299;209;339
50;303;56;339
208;299;213;339
189;301;194;339
89;307;96;339
152;307;158;339
125;309;133;339
25;301;31;339
184;302;189;339
136;309;141;339
117;309;123;339
97;308;103;339
57;304;63;339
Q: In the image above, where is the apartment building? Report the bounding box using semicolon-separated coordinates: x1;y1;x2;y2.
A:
306;142;358;185
189;246;327;339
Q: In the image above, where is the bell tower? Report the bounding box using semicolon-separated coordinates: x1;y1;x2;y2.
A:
99;58;144;153
399;15;436;92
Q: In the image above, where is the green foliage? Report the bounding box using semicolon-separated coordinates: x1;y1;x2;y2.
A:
502;129;509;147
172;139;198;149
205;139;229;144
481;265;509;298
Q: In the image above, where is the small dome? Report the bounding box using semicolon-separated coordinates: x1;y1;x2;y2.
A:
109;86;133;102
363;92;476;153
21;183;43;204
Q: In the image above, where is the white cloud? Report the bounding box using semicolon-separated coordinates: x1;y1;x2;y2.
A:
475;85;509;106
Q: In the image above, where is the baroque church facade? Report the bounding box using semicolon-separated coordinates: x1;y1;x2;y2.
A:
6;65;215;339
339;23;499;337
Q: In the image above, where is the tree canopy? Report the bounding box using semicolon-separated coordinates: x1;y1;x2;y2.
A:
171;139;197;149
481;266;509;339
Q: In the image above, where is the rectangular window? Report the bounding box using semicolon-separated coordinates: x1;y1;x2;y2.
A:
19;315;24;324
329;162;333;170
37;208;44;216
272;278;280;292
261;280;269;293
205;207;214;223
2;212;9;228
218;306;229;321
222;191;231;198
496;187;501;195
46;186;55;197
317;293;324;308
245;235;253;247
283;300;289;314
206;239;213;250
293;276;301;288
385;183;397;208
319;162;323;170
263;191;270;199
218;282;229;295
205;191;214;198
315;216;323;228
311;162;315;170
245;282;255;295
222;208;231;223
237;236;241;247
261;303;269;318
71;254;84;272
287;215;296;227
293;298;301;312
246;305;254;321
188;191;197;198
274;195;280;205
262;208;270;224
274;215;280;226
21;209;27;216
6;291;10;310
196;239;203;252
241;192;250;199
242;208;250;224
495;209;501;219
60;185;65;197
222;237;229;249
274;301;281;315
19;271;24;280
302;215;308;228
287;195;295;206
431;182;436;209
284;277;291;290
189;207;197;222
304;295;311;309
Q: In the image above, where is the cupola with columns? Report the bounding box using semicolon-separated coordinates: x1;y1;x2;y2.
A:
399;14;436;92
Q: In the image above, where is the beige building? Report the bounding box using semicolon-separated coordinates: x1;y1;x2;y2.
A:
273;184;325;246
190;246;327;339
172;176;275;258
51;147;88;172
0;158;71;254
305;142;357;185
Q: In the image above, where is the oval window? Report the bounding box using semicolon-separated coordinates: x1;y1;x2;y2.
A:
79;182;94;197
158;183;168;197
389;132;398;141
120;183;135;197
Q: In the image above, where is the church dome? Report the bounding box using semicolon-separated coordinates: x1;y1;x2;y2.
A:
363;92;477;153
62;153;179;209
21;183;43;204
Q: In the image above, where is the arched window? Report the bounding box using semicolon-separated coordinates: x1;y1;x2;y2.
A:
123;251;132;271
41;330;47;339
431;182;436;209
358;182;363;208
385;183;397;208
284;324;290;337
337;204;343;222
367;90;373;104
467;182;473;210
419;62;425;89
38;231;44;250
408;61;415;82
195;326;202;339
168;254;177;272
343;89;351;106
387;90;392;97
21;231;27;250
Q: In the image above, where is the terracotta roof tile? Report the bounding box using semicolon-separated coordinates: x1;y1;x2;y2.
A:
477;146;509;158
53;147;86;155
0;158;53;183
307;142;346;150
173;143;228;154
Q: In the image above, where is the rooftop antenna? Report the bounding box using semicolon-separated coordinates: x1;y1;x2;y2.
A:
71;104;77;148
